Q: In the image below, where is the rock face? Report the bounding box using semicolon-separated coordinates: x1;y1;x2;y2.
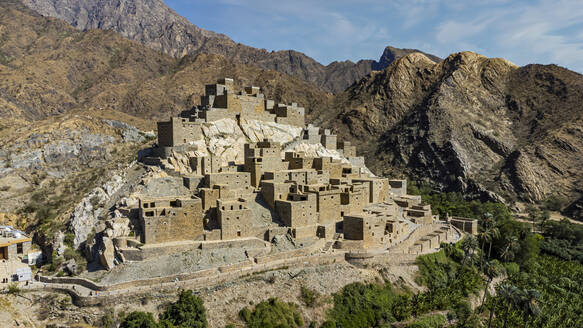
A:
329;52;583;209
21;0;440;93
69;174;125;248
161;118;368;176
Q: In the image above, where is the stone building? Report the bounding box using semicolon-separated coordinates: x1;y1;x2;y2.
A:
343;202;406;248
217;199;253;239
138;197;204;244
406;204;434;224
445;214;478;235
244;140;287;187
156;78;306;153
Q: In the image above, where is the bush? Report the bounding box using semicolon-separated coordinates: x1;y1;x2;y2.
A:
159;290;208;328
119;311;158;328
300;286;319;308
320;321;336;328
543;195;567;211
7;283;20;295
242;298;303;328
64;232;75;247
239;307;251;322
327;282;411;327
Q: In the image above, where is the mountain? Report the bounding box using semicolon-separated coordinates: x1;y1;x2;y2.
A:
327;51;583;216
373;46;441;70
5;0;583;219
0;0;333;128
21;0;440;93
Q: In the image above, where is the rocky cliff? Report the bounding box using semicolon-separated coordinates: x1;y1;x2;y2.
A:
329;52;583;215
21;0;440;93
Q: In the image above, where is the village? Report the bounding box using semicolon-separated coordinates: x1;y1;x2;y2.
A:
1;78;477;303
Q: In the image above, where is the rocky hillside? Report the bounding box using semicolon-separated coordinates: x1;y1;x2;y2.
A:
0;0;335;129
329;52;583;216
0;0;337;234
21;0;440;93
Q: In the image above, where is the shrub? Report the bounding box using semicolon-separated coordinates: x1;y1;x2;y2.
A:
239;307;251;322
119;311;158;328
159;289;208;328
300;286;319;307
242;298;303;328
327;282;411;327
7;283;20;295
64;233;75;247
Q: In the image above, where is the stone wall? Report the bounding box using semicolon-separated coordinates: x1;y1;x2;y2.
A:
448;216;478;235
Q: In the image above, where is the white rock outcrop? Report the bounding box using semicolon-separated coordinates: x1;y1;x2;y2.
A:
69;174;125;248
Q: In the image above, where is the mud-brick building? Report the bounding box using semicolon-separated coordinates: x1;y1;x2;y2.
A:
217;199;253;240
138;197;204;244
244;140;287;187
275;193;318;239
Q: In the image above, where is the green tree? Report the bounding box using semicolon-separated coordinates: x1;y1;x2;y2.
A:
242;298;303;328
519;289;541;328
461;235;479;267
120;312;158;328
501;236;520;262
327;282;409;327
159;290;208;328
481;260;504;307
497;284;521;328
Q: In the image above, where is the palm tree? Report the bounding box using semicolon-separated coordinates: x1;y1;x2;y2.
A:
540;210;550;231
494;284;521;328
481;260;504;307
479;215;500;270
487;226;500;260
501;236;519;263
461;235;479;266
519;289;541;328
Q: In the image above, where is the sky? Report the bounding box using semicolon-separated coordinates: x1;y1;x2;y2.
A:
165;0;583;73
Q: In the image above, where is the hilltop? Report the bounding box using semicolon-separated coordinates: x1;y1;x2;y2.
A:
21;0;440;93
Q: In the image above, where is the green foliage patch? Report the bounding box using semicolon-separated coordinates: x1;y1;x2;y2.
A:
240;298;303;328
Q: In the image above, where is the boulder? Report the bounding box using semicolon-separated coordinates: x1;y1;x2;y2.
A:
64;258;77;275
53;231;66;257
98;236;115;270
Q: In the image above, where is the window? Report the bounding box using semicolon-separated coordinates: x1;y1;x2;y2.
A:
17;243;23;254
237;231;241;237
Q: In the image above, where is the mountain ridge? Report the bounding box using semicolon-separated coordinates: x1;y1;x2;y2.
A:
21;0;441;93
326;51;583;216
